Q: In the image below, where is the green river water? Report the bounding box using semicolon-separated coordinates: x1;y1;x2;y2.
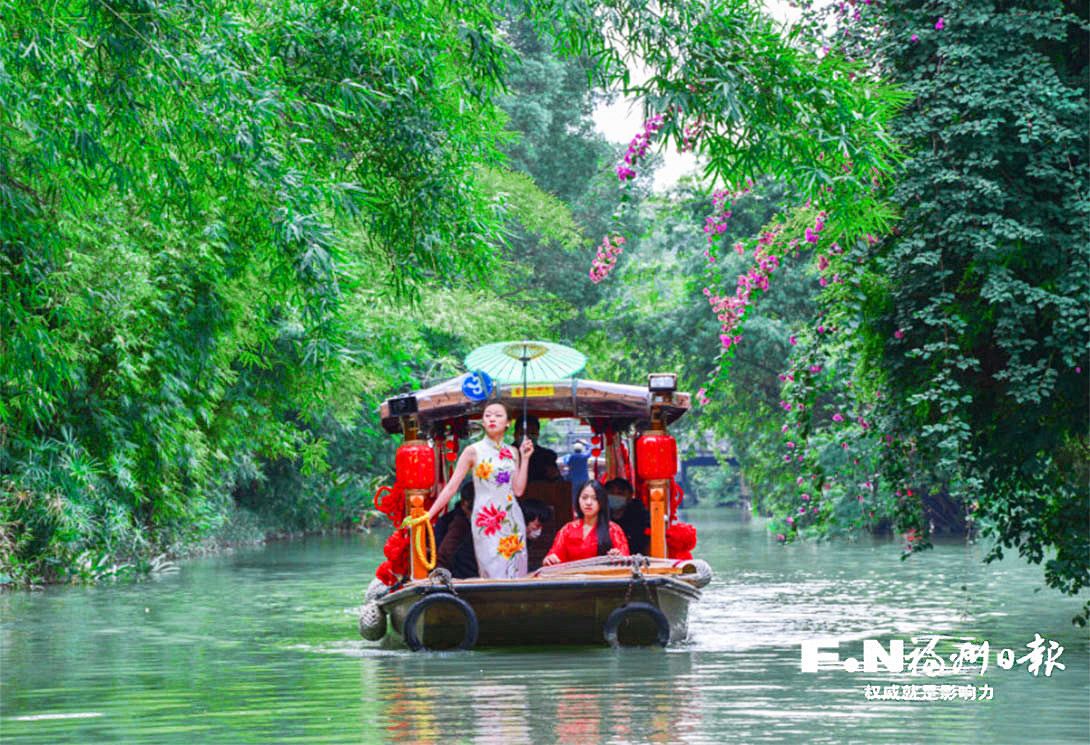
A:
2;511;1087;745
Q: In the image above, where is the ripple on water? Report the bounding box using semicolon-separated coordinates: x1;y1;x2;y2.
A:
1;518;1086;745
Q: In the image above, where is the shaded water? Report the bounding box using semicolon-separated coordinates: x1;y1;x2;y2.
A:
2;511;1087;744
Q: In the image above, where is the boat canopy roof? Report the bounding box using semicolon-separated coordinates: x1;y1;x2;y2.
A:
379;374;690;434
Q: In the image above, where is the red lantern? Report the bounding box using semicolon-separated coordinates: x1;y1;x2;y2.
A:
636;431;677;481
396;440;436;490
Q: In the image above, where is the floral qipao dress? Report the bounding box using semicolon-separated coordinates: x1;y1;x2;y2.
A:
470;438;528;578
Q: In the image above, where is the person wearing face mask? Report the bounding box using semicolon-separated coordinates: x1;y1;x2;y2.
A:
519;498;554;571
512;415;560;482
605;477;650;556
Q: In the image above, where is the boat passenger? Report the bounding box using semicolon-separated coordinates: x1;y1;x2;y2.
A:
434;479;479;579
519;498;555;571
605;477;651;556
512;415;561;482
541;480;629;566
561;440;590;499
425;402;532;579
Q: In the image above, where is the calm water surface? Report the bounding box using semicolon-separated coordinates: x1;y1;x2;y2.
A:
2;511;1087;745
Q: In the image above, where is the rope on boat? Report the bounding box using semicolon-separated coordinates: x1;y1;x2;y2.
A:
530;553;678;576
529;553;713;588
359;578;390;641
622;556;652;607
410;515;437;572
425;567;458;595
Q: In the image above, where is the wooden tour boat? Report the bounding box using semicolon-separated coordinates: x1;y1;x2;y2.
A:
358;368;712;650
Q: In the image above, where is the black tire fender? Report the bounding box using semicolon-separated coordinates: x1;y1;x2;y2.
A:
603;602;670;648
402;593;478;652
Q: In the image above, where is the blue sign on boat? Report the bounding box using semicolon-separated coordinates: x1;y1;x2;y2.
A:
462;371;494;401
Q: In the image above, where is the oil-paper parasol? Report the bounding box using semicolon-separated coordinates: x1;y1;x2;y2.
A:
464;341;586;433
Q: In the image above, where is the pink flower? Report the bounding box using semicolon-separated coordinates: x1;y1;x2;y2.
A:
894;329;904;339
777;533;786;542
474;505;507;536
789;336;796;345
786;516;795;526
805;228;817;244
832;413;844;422
934;17;944;30
810;365;822;374
798;507;806;514
802;493;810;501
910;33;919;42
812;507;818;514
786;442;795;449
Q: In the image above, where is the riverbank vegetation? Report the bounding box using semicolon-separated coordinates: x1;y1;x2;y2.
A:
2;0;1085;621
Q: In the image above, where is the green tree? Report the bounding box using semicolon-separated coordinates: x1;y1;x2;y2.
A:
0;0;515;581
763;0;1089;621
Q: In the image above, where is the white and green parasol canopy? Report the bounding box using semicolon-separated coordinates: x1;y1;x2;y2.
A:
464;341;586;384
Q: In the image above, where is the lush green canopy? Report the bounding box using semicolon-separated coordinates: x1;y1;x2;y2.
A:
2;0;1083;625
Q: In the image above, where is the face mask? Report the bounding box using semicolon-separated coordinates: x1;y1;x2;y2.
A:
528;527;543;540
608;495;627;511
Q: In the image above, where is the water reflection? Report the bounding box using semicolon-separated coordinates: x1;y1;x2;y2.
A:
367;651;700;745
1;516;1087;745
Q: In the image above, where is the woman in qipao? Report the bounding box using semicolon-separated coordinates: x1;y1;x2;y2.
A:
542;479;629;565
426;402;533;578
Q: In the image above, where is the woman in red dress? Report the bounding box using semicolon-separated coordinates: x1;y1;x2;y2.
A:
542;479;629;565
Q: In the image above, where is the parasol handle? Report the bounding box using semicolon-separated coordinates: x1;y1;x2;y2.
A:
521;342;529;440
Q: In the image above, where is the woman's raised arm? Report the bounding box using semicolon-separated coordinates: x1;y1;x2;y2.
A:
513;437;533;497
426;446;475;522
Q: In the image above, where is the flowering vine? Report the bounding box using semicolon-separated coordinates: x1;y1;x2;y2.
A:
589;234;625;284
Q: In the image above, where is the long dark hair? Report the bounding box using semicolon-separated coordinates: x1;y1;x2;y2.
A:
574;479;612;556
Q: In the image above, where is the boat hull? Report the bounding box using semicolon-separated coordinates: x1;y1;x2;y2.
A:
376;573;701;649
